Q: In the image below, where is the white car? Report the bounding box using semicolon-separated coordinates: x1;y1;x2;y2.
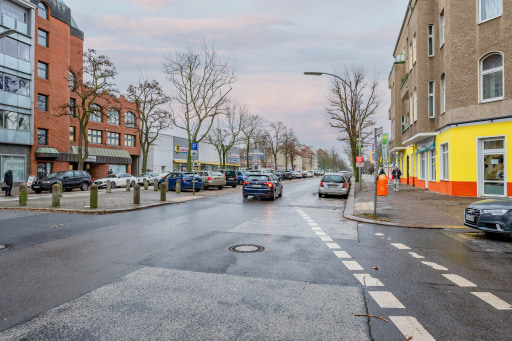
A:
94;173;137;189
137;172;160;185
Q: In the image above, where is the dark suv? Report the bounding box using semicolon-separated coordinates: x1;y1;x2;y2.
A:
216;169;237;188
31;170;92;193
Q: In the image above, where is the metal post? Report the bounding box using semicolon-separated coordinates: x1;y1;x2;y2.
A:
374;128;378;215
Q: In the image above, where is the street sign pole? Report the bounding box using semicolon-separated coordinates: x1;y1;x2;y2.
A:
374;127;382;215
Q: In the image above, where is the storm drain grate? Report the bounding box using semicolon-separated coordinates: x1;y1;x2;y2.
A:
228;244;264;253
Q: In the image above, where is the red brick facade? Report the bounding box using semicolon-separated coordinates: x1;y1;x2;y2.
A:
31;1;140;181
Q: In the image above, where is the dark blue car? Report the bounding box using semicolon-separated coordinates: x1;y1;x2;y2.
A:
243;173;283;201
158;172;203;191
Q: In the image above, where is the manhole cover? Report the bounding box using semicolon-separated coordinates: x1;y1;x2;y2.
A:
228;244;264;253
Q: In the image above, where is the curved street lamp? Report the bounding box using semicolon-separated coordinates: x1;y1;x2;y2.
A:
304;72;362;191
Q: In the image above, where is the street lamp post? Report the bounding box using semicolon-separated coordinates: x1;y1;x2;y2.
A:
304;72;362;192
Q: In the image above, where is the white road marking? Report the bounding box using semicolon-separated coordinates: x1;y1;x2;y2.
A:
308;222;319;226
353;274;384;287
443;274;477;287
389;316;436;341
369;291;405;308
471;292;512;310
325;243;341;249
375;233;385;236
342;261;364;271
333;251;351;259
315;231;327;236
421;261;448;271
319;236;333;242
409;252;425;259
311;226;322;231
391;243;411;250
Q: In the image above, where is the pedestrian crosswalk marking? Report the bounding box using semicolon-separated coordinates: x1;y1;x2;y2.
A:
325;242;341;249
389;316;436;341
333;251;351;259
319;236;333;242
442;274;477;287
354;274;384;287
342;261;364;271
391;243;411;250
369;291;405;308
409;252;425;259
471;292;512;310
421;261;448;271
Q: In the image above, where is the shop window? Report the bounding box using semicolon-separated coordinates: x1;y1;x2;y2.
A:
420;152;426;180
430;149;436;181
440;143;449;180
1;155;25;182
38;128;47;145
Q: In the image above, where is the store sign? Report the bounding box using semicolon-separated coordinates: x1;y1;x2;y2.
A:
86;155;97;162
417;137;435;153
174;145;189;154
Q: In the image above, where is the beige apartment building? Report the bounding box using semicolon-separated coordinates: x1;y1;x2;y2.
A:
389;0;511;197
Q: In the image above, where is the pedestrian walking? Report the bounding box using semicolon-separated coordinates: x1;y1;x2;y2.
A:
391;167;401;191
3;169;13;197
107;169;113;175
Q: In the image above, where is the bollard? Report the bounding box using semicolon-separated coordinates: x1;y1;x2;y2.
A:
175;178;181;194
164;179;169;191
159;183;167;201
133;184;140;204
126;179;131;191
57;181;63;195
90;184;98;209
106;180;111;193
19;183;27;206
153;179;159;191
52;184;60;207
143;178;148;190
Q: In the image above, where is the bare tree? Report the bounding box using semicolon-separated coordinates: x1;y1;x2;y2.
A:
264;121;285;170
281;127;299;170
206;102;247;169
126;79;172;173
59;49;119;170
163;43;236;170
240;114;265;169
325;67;380;183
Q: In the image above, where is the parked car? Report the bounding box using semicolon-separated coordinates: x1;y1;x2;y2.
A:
293;171;303;178
275;171;286;181
216;169;238;188
137;172;160;185
94;173;137;189
464;198;512;235
158;172;203;191
318;173;349;198
283;171;295;180
31;170;92;193
236;170;250;185
243;173;283;200
199;171;226;190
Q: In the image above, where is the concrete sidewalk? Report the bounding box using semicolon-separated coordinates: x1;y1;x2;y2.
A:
344;175;478;229
0;185;240;214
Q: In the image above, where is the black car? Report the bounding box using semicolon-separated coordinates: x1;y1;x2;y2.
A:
31;170;92;193
464;198;512;235
216;169;237;187
243;173;283;200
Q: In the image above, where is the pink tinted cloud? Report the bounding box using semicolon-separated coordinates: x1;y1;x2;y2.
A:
118;0;183;12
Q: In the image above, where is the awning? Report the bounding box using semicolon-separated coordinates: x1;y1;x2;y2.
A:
59;146;133;164
35;147;59;160
403;132;437;145
390;146;409;153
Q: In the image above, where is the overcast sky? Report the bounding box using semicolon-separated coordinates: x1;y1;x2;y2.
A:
64;0;407;153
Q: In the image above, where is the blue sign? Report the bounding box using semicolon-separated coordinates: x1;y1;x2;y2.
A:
191;143;198;151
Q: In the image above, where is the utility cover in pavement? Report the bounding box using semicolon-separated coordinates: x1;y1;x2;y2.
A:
228;244;264;253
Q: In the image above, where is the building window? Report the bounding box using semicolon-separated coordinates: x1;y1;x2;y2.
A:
413;33;417;64
413;88;417;122
1;38;30;61
0;155;25;182
70;98;76;117
2;73;30;96
37;2;48;19
90;104;102;122
0;111;29;131
107;132;120;146
481;53;503;102
88;129;102;144
38;29;48;47
38;129;47;145
18;114;29;131
37;61;48;79
107;109;120;125
409;41;413;71
420;152;426;180
18;42;29;60
429;149;436;181
480;0;502;23
1;3;26;22
440;11;445;47
125;134;136;147
38;94;48;111
428;25;434;56
440;143;449;180
409;92;414;123
69;126;75;141
440;73;446;113
125;112;135;128
428;81;435;118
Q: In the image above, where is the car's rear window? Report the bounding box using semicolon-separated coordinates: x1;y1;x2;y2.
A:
248;175;270;181
323;175;345;183
225;171;236;176
211;172;223;176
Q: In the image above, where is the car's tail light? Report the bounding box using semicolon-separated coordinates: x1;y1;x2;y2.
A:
264;182;273;188
208;176;212;181
342;182;347;188
243;181;250;185
320;180;324;187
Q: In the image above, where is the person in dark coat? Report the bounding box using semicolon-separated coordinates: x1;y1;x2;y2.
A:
4;169;13;197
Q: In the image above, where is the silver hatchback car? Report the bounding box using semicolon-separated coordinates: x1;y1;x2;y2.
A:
318;173;349;198
199;171;226;190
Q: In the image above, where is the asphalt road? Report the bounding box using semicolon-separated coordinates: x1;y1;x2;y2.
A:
0;179;511;340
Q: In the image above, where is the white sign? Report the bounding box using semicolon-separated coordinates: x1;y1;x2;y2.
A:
191;150;198;157
27;175;36;186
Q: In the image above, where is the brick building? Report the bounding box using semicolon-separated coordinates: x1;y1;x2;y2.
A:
389;0;511;197
31;0;139;181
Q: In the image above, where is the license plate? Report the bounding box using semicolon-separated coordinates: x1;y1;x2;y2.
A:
252;185;261;188
465;214;475;222
229;178;235;180
33;185;40;188
328;185;338;188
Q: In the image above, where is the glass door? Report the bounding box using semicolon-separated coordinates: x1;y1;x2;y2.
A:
481;138;505;196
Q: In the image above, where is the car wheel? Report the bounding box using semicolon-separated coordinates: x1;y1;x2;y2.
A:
64;188;73;192
34;189;42;194
131;180;135;187
232;184;236;188
218;186;223;190
279;188;283;197
111;182;116;189
204;185;209;190
238;179;243;185
271;190;276;201
80;182;89;191
243;194;248;199
318;193;322;198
